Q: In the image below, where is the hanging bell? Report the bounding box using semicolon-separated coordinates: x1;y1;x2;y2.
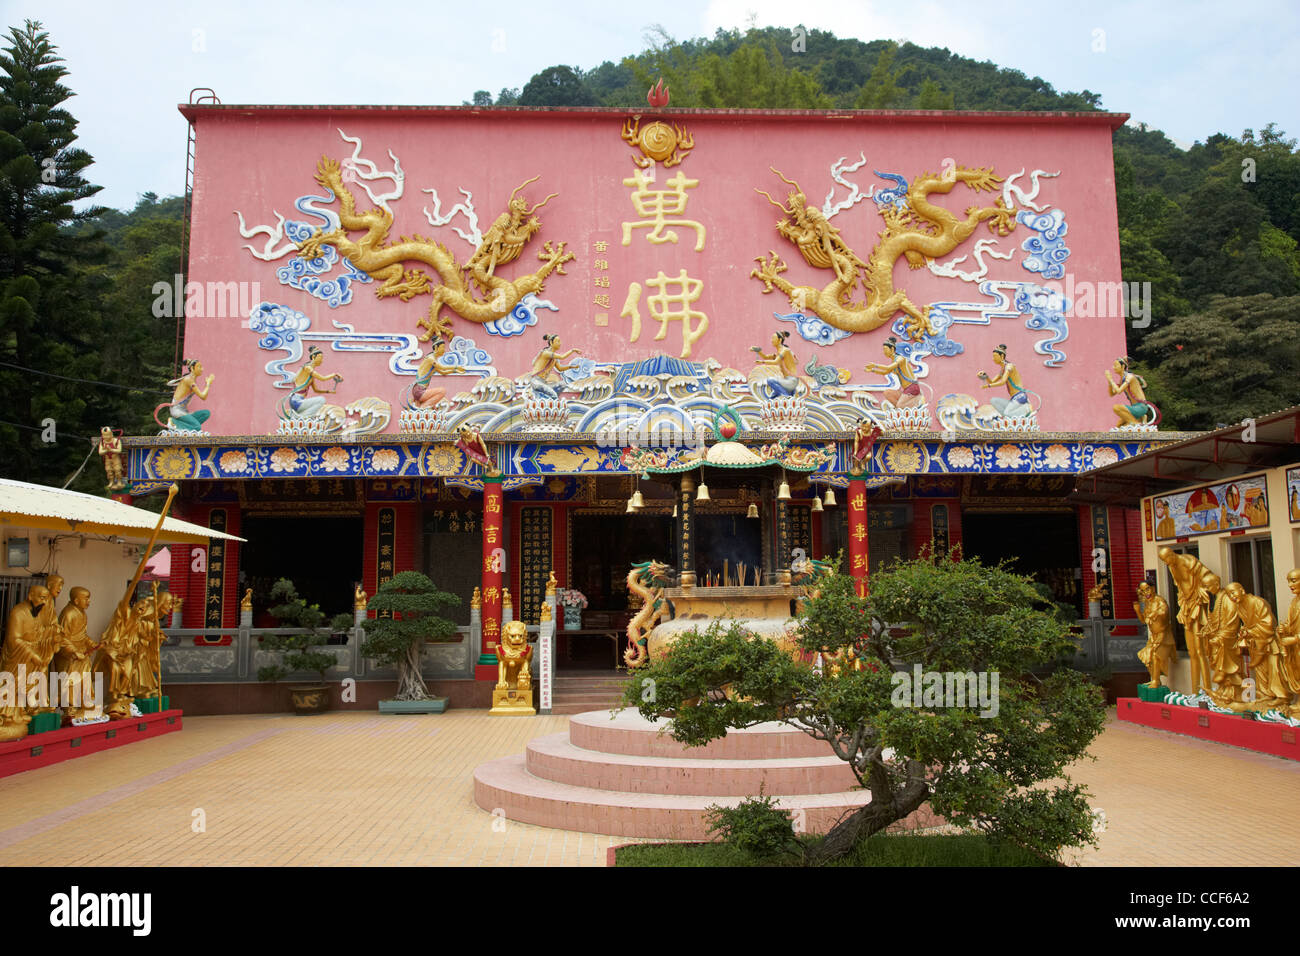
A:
777;480;791;501
811;495;824;513
746;502;759;519
625;498;636;513
823;487;837;507
696;482;710;502
631;490;645;509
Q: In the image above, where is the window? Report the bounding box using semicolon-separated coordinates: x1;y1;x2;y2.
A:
1229;537;1276;612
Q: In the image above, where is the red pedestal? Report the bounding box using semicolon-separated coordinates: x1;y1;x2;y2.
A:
0;710;184;778
1116;698;1300;761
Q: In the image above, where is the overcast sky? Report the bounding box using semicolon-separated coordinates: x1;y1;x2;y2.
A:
6;0;1297;211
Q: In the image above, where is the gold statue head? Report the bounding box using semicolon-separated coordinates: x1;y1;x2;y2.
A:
1136;581;1153;600
1224;581;1245;601
25;584;50;611
502;619;528;649
46;574;64;598
1288;569;1300;593
70;586;90;610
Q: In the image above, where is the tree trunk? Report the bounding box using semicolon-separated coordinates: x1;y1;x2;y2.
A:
396;640;430;700
806;775;929;865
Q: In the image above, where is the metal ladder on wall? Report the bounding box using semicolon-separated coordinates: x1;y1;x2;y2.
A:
176;89;221;377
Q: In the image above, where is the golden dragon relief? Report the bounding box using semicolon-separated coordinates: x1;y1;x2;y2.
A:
297;158;575;341
750;165;1017;341
624;560;674;669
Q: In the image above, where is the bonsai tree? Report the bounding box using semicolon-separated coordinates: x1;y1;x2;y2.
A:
622;551;1107;865
258;578;353;684
360;571;461;701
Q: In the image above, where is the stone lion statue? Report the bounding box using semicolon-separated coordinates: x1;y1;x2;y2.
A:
497;620;532;691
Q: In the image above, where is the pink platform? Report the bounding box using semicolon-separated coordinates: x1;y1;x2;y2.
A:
474;709;939;839
1116;698;1300;761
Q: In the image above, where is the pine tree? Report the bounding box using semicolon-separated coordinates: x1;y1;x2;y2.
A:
361;571;462;701
0;20;108;484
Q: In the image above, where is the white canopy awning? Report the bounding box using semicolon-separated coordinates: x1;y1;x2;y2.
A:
0;479;245;545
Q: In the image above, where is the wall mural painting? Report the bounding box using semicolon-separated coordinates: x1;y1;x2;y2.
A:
1288;466;1300;523
203;108;1126;443
1151;475;1270;541
748;157;1073;434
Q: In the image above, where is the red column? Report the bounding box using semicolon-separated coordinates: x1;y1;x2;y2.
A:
848;479;868;597
480;478;504;665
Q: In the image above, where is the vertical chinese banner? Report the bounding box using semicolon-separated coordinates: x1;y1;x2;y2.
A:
205;509;227;631
776;498;790;572
931;504;949;556
1090;505;1113;619
480;478;504;661
520;507;552;624
848;480;868;597
678;475;696;587
375;507;396;619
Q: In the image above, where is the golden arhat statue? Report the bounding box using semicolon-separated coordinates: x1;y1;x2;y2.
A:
1134;581;1175;689
1278;570;1300;715
1158;546;1217;695
52;586;100;722
0;584;60;741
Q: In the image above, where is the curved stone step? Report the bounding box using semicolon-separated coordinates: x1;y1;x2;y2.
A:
525;733;859;796
568;709;835;760
473;753;875;839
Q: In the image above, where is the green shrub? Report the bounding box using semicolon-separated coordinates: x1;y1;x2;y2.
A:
257;578;352;683
704;789;803;859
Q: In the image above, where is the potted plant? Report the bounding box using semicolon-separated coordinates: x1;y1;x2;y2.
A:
360;571;461;714
559;588;588;630
258;578;352;714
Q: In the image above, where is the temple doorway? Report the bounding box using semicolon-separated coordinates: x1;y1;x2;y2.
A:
961;510;1083;618
239;514;363;625
566;512;673;670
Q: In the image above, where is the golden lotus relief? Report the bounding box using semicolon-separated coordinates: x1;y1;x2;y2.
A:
151;447;196;480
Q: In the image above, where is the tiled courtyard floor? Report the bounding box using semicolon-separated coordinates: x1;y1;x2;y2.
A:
0;709;1296;866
